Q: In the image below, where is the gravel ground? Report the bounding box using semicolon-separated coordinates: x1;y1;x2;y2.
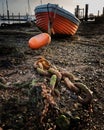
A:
0;22;104;130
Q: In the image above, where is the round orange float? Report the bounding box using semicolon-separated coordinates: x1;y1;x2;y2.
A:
28;33;51;49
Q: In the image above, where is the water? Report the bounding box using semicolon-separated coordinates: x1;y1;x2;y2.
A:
0;20;26;26
0;15;35;26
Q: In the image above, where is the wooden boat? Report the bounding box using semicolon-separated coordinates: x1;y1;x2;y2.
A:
34;3;80;35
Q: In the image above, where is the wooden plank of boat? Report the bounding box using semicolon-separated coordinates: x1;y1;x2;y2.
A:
35;3;80;35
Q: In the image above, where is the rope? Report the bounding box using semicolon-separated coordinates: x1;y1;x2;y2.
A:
47;3;58;35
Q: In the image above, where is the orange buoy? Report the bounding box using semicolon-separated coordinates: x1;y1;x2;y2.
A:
28;33;51;49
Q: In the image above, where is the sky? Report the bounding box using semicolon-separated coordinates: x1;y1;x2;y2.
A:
0;0;104;16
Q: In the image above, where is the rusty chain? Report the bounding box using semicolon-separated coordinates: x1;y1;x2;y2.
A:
33;57;93;105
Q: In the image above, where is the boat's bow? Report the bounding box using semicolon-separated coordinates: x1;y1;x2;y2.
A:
35;3;80;35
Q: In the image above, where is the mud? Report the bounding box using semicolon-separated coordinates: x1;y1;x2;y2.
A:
0;22;104;130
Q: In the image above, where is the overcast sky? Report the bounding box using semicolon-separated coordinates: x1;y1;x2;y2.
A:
0;0;104;15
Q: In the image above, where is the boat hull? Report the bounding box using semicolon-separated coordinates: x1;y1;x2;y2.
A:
35;4;80;35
